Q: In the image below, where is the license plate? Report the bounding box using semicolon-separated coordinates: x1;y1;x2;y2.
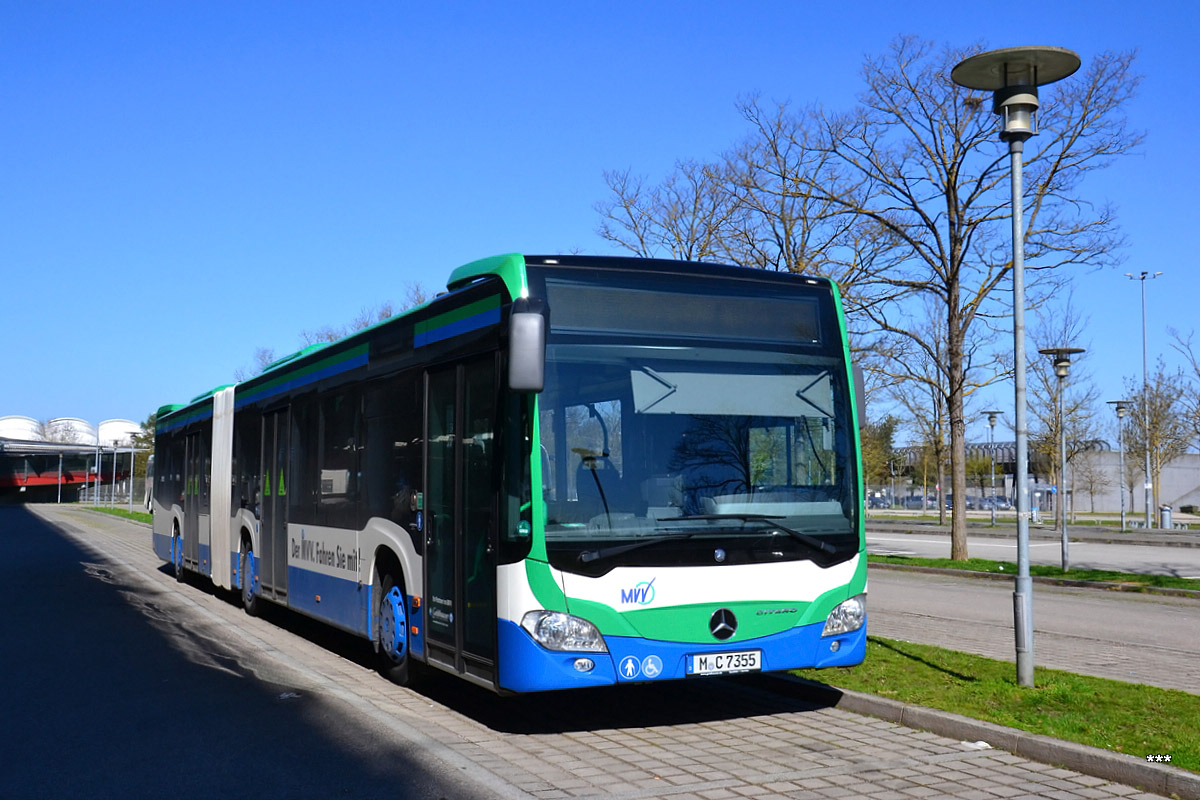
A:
688;650;761;676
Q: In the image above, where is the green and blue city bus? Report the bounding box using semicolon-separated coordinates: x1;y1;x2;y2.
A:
152;254;867;693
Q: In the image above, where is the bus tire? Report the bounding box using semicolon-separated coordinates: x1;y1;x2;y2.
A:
376;571;410;685
240;540;259;617
172;526;184;581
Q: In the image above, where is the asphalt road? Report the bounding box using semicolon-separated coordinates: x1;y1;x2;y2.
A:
868;569;1200;694
0;505;488;800
867;530;1200;577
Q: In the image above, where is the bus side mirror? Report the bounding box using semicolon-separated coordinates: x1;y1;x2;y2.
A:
509;296;547;393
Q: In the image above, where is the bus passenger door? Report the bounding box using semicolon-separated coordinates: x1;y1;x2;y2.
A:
424;357;499;685
182;432;201;571
261;408;289;601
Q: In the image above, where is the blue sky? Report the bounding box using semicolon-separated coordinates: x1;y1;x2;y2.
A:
3;1;1196;443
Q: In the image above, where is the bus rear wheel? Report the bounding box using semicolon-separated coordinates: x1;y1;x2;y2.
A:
172;527;184;581
240;541;259;617
376;571;410;685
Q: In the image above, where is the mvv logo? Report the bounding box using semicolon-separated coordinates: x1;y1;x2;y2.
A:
621;578;656;606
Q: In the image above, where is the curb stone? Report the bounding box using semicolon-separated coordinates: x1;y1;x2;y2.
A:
775;675;1200;800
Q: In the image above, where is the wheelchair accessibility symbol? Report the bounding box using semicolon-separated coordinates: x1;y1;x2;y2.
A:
619;655;663;680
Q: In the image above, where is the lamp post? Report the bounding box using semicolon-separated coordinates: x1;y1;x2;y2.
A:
1125;271;1160;528
1108;400;1130;531
1039;347;1084;571
953;46;1080;688
983;410;1004;525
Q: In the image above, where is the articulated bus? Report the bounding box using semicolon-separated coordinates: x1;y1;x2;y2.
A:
152;254;867;693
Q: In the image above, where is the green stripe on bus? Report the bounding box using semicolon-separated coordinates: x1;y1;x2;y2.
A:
414;295;500;338
238;342;369;405
524;559;567;612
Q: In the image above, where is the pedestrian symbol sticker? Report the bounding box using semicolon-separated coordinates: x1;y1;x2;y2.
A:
619;656;640;679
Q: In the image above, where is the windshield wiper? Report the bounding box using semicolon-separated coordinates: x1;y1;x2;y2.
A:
578;532;696;564
659;513;838;555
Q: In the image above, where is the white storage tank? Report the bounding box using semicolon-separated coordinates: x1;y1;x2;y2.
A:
98;419;141;447
47;418;98;445
0;415;42;441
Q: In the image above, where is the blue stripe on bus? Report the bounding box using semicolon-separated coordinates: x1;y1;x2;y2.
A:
496;617;867;693
413;308;500;348
287;567;372;637
157;409;214;435
235;353;369;410
153;531;172;562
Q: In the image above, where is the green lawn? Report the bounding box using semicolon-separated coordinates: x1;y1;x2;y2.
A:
796;636;1198;773
86;506;153;526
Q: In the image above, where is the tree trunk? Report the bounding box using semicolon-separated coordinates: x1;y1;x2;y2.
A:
948;287;968;560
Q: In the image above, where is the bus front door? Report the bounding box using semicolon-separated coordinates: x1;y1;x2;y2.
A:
261;408;289;602
424;357;498;686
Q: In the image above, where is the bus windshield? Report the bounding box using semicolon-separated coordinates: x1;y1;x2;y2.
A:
533;272;859;576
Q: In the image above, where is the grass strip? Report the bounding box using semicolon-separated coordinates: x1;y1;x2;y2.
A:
86;507;153;526
868;554;1200;592
796;636;1198;773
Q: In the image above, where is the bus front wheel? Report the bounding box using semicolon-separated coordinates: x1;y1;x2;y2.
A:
376;571;410;685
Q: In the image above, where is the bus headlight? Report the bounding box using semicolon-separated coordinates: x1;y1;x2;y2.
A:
521;611;608;653
821;594;866;637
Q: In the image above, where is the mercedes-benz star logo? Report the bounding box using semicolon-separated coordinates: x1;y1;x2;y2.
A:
709;609;737;641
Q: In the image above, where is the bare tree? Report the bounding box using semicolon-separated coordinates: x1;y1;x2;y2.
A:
301;300;402;345
1169;327;1200;446
738;39;1141;559
1070;448;1110;514
595;161;740;262
860;415;901;495
36;419;81;444
234;346;278;382
888;318;951;523
1027;298;1103;528
1124;360;1192;513
236;282;431;381
403;281;430;309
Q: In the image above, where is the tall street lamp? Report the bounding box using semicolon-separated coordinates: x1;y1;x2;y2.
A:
983;410;1004;525
1039;347;1084;571
952;46;1080;688
1108;400;1130;531
1126;271;1161;528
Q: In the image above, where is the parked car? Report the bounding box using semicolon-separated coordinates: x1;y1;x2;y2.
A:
903;495;935;510
867;495;892;509
979;495;1012;510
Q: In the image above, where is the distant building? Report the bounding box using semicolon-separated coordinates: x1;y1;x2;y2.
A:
890;441;1200;517
0;415;143;502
